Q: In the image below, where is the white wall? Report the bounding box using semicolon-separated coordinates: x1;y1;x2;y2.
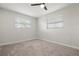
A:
0;8;37;45
0;4;79;49
38;4;79;48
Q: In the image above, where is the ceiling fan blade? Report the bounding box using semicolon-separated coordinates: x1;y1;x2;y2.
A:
44;6;48;10
31;3;41;6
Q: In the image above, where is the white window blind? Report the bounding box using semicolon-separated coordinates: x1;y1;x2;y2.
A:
47;15;63;29
15;17;31;28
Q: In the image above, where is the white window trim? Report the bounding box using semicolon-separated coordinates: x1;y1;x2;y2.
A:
47;20;64;29
15;17;31;28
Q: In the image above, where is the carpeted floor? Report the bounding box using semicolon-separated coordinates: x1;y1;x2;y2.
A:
0;39;79;56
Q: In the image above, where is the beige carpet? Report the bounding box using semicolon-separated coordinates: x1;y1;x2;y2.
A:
0;39;79;56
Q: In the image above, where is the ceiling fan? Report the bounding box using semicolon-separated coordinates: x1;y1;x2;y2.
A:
30;3;48;11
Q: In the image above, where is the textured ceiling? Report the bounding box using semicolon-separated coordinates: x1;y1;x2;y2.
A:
0;3;70;18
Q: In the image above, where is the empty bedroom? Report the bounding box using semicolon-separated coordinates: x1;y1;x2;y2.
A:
0;3;79;56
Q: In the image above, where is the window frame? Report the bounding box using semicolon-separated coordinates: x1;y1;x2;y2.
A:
47;15;64;29
15;17;31;28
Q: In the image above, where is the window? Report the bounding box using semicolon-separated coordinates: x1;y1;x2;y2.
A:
47;15;63;29
15;17;31;28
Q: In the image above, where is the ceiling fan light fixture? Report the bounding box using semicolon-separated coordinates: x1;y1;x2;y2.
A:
40;4;45;8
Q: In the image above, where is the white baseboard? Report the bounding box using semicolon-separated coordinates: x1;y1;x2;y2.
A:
42;39;79;50
0;39;35;46
0;38;79;50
